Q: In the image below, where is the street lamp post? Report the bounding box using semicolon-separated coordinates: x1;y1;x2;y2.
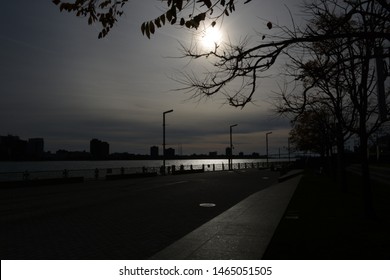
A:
283;137;291;163
266;131;272;168
163;109;173;175
229;124;238;170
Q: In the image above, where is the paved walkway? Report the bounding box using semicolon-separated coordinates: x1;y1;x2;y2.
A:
150;171;303;259
348;164;390;185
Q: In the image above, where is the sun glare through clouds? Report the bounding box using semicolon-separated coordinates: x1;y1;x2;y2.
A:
200;26;223;50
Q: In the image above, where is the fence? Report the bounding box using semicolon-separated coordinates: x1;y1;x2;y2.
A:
0;161;291;183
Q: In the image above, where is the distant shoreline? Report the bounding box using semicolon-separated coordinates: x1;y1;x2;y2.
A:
0;154;279;162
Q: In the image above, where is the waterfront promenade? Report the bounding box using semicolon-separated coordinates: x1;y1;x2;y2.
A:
0;168;300;259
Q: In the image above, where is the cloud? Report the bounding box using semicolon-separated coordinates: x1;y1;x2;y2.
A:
1;1;297;156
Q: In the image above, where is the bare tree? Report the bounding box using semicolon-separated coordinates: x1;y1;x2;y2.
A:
289;108;336;160
277;0;390;216
177;0;389;107
53;1;389;106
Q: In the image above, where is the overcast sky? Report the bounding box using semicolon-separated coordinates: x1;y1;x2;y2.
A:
1;0;304;156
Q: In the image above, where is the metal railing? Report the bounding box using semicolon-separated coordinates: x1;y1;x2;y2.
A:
0;161;292;183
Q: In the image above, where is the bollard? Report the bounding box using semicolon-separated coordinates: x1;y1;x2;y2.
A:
63;169;69;178
213;164;215;171
238;163;240;169
23;170;30;181
171;165;176;174
222;163;224;171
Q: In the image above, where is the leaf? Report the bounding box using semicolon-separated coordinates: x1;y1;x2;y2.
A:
141;22;146;35
160;14;166;25
244;0;252;3
180;18;185;26
52;0;60;5
204;0;212;8
221;0;225;6
166;9;173;22
170;6;177;23
267;21;273;29
149;21;155;34
145;22;151;39
185;21;192;28
155;18;161;28
176;0;183;11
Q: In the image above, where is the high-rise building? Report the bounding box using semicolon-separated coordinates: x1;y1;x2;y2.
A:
165;147;175;158
90;138;110;159
28;138;44;159
150;146;159;158
0;135;27;160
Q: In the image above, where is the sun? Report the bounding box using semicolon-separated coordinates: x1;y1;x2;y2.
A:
200;26;223;50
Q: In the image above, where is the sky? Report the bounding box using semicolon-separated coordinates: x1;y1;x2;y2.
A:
0;0;304;156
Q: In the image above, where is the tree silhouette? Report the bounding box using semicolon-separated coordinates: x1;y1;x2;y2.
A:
177;0;389;107
276;0;389;216
52;0;253;38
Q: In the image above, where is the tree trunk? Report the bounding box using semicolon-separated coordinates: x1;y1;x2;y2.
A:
360;119;375;218
336;122;347;193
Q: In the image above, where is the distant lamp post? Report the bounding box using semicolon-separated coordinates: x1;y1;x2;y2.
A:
229;124;238;170
288;137;291;163
266;131;272;168
163;109;173;175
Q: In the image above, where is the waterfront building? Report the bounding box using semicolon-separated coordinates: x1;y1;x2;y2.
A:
150;146;159;158
90;138;110;160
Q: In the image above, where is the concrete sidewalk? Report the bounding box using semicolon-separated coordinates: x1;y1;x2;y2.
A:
150;172;302;260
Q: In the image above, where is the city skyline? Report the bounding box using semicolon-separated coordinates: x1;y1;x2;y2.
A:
0;133;285;159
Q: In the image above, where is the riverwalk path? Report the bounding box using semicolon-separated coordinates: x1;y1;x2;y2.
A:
1;169;301;259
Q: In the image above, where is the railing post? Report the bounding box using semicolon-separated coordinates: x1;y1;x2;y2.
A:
23;170;30;181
